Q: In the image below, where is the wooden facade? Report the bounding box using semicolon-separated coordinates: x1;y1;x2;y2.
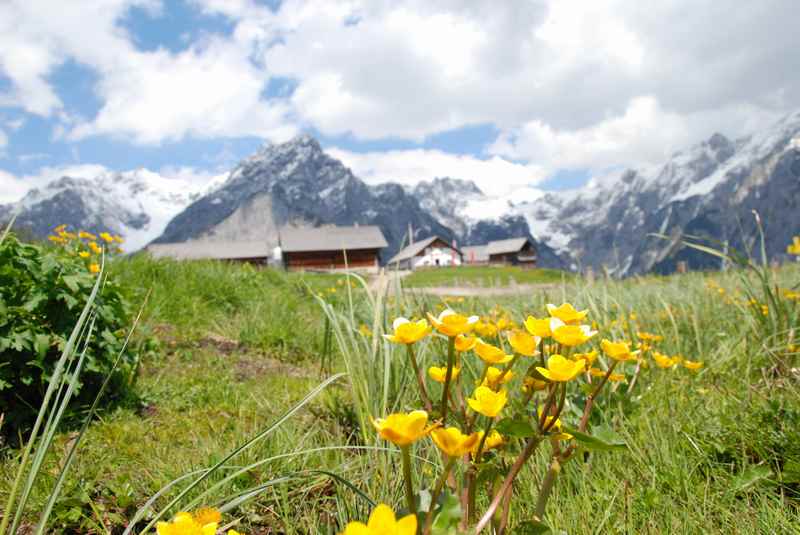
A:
283;248;381;271
489;240;537;268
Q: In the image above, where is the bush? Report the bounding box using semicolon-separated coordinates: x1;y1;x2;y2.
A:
0;232;137;437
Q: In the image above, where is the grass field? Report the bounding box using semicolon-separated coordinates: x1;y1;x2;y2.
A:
2;253;799;534
403;265;572;288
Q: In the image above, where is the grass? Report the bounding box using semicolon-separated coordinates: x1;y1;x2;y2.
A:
403;265;572;288
1;254;799;533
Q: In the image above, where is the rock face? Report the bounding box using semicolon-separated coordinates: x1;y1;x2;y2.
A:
518;112;800;274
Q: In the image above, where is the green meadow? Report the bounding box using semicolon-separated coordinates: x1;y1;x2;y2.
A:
1;247;799;534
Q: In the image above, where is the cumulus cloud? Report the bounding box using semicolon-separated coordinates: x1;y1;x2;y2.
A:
327;147;545;197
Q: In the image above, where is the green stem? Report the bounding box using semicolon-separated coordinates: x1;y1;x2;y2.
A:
407;344;433;412
440;337;456;421
533;457;561;519
468;418;496;522
423;458;456;535
401;446;417;520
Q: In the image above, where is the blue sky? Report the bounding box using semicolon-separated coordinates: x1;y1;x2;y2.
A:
1;0;798;202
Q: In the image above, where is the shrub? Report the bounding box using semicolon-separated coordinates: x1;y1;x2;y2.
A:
0;231;137;437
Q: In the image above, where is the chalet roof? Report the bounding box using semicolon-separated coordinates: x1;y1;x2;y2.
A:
146;240;270;260
280;225;388;253
486;237;532;255
461;245;489;262
388;235;460;264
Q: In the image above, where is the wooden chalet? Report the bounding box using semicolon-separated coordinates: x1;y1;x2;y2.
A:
463;237;537;268
279;225;387;272
146;240;272;264
388;235;462;270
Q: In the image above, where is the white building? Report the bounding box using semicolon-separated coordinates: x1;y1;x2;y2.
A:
388;236;462;270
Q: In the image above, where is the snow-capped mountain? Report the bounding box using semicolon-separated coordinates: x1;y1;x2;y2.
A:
516;111;800;274
1;169;225;251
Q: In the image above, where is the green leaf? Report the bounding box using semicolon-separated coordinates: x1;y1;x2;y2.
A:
62;275;81;293
731;464;772;493
514;519;553;534
496;417;538;438
563;424;627;451
33;334;50;359
431;491;461;535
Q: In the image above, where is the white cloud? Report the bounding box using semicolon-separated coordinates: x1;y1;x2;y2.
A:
327;147;545;197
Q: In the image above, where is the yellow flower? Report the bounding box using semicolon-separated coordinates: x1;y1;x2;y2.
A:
89;241;102;254
787;236;800;256
467;386;507;418
551;320;597;347
546;302;589;324
193;508;222;526
474;338;513;364
495;316;513;332
682;360;703;371
429;365;460;383
54;224;67;233
473;320;498;338
523;315;556;337
427;309;479;337
537;408;573;440
358;324;373;337
78;251;90;259
536;354;586;382
383;317;430;344
454;334;477;352
652;351;678;369
430;427;481;457
607;372;626;382
507;330;539;356
572;350;598;367
156;511;218;535
481;366;514;388
471;430;505;456
637;331;663;343
340;503;417;535
522;376;547;393
48;235;64;244
100;231;114;243
89;263;100;274
371;410;432;446
589;367;606;377
78;230;97;240
600;339;639;362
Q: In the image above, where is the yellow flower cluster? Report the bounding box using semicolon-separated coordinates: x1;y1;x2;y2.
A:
156;508;243;535
46;224;124;275
787;235;800;256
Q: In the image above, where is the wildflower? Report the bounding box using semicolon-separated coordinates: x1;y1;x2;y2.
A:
193;508;222;525
607;372;626;382
455;334;477;352
78;251;90;259
358;324;372;337
340;503;417;535
481;366;514;388
89;263;100;274
537;408;573;440
473;319;498;338
471;430;505;456
637;331;663;343
156;511;218;535
427;309;479;337
89;241;102;254
551;320;597;347
787;236;800;256
682;360;704;371
536;354;586;382
523;315;555;337
372;410;432;446
589;367;607;377
495;316;513;332
54;224;67;233
600;339;639;361
100;231;114;243
467;386;507;418
429;365;460;383
474;338;513;364
522;376;547;393
47;235;64;244
383;317;429;344
78;230;96;240
546;302;589;324
652;351;678;369
572;350;598;367
507;330;539;356
430;427;480;457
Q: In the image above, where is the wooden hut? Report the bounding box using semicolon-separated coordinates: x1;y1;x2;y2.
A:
279;225;387;272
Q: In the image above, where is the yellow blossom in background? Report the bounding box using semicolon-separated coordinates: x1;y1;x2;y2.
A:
495;315;513;332
589;367;607;377
786;236;800;256
474;338;513;364
371;410;432;446
683;360;704;371
507;330;539;356
113;234;124;243
607;372;626;382
471;430;505;456
652;351;679;369
78;251;90;259
383;317;429;344
54;224;67;233
572;350;598;367
358;324;372;337
481;366;514;388
430;427;480;457
601;339;639;361
427;309;479;337
454;334;477;352
89;241;102;254
100;232;114;243
523;315;554;337
47;235;64;244
467;386;507;418
537;408;573;440
340;503;416;535
637;331;663;343
78;231;96;240
536;354;586;382
546;302;589;324
429;365;460;383
473;319;498;338
193;508;221;525
156;511;218;535
551;320;597;347
89;263;100;274
522;376;547;393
